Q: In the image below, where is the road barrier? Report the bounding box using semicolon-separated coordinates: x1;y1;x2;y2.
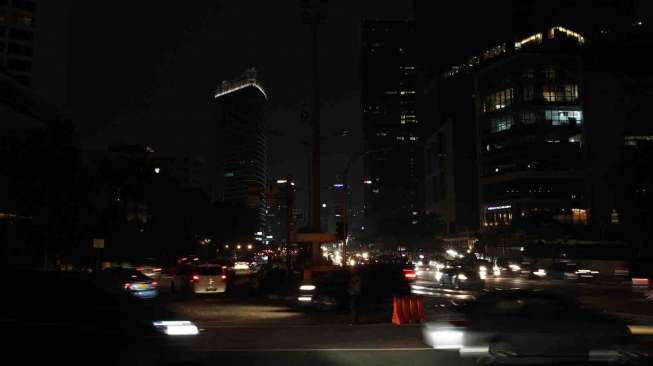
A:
392;295;425;325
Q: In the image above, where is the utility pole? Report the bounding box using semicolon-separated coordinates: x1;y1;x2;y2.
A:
300;0;327;233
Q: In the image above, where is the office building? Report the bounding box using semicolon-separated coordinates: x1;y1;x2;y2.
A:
423;70;478;234
0;0;36;86
361;20;423;241
214;68;268;236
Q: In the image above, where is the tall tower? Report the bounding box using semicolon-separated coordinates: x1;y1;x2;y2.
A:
214;68;268;237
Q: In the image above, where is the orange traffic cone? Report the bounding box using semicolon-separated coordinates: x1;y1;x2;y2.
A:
392;297;404;325
408;295;420;323
401;296;412;323
416;295;425;322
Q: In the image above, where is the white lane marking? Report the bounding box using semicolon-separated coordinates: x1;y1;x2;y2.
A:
199;323;421;329
191;347;434;352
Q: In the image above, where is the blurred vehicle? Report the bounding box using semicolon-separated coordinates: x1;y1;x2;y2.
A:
99;267;158;299
1;270;200;365
191;264;227;294
297;263;413;309
423;290;647;364
435;265;485;290
135;257;162;279
166;263;194;295
547;261;580;280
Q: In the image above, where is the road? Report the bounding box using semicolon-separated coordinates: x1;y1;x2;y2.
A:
152;269;652;365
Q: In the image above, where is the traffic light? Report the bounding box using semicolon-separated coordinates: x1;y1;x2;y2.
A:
336;221;346;240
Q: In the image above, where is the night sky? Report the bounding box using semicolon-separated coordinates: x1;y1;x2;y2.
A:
67;0;652;212
72;1;411;205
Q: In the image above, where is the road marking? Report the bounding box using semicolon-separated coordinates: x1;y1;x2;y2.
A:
199;323;421;329
191;347;434;352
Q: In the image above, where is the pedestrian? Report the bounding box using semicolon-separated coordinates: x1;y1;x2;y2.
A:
348;267;362;324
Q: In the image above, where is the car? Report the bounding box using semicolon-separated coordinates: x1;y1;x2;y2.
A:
547;261;581;280
435;265;485;290
1;270;200;365
135;258;162;279
166;263;195;295
98;267;159;299
191;264;228;294
423;290;647;364
297;263;413;309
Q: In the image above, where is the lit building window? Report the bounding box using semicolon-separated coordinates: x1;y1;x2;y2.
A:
515;33;542;50
409;136;418;141
520;111;536;125
543;66;556;79
376;132;387;137
395;136;405;141
385;90;398;95
482;88;514;113
399;90;416;95
482;43;507;60
400;114;417;124
543;84;578;102
572;208;587;224
545;110;582;125
491;115;514;133
549;26;585;45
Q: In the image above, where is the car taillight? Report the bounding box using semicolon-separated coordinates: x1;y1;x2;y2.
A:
448;319;470;327
221;275;227;281
154;268;162;272
151;281;158;287
123;282;132;289
136;267;144;272
191;275;200;283
403;269;416;280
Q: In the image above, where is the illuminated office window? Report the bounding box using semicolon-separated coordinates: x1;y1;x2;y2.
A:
544;66;556;79
515;33;542;50
491;115;513;133
483;88;514;113
545;110;582;125
543;84;578;102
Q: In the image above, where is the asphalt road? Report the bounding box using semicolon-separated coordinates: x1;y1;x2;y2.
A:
153;270;653;366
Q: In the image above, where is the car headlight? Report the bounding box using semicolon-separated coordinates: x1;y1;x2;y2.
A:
299;284;316;291
479;265;487;272
457;273;468;281
509;264;520;272
153;321;199;336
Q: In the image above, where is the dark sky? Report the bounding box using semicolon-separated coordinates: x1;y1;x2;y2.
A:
73;1;412;191
68;0;652;213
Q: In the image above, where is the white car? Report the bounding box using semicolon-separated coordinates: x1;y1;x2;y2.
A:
191;264;227;294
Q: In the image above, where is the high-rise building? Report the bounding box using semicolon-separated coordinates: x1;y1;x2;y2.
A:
214;68;268;236
361;20;423;242
0;0;36;86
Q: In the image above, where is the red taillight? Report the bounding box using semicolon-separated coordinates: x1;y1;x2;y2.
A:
136;267;144;272
403;269;416;280
151;281;158;287
191;275;200;283
153;268;162;272
632;278;650;286
448;319;470;327
221;275;227;281
123;282;132;289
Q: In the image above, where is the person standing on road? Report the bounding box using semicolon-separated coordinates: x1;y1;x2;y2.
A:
348;267;362;324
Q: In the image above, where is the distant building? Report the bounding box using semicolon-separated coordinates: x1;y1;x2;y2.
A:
214;68;268;236
423;73;479;234
0;0;36;86
361;20;423;240
582;21;653;248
